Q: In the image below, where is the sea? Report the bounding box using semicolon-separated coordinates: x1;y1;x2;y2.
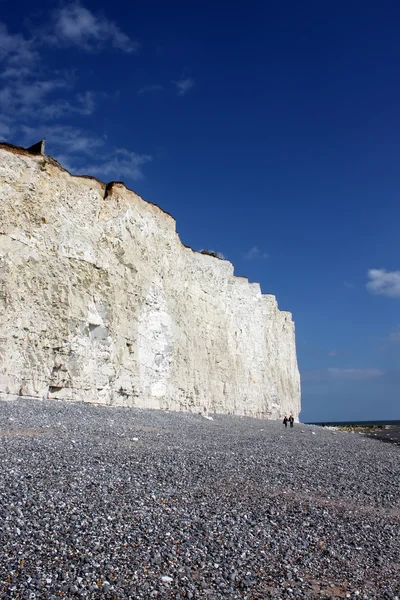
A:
305;420;400;445
306;420;400;427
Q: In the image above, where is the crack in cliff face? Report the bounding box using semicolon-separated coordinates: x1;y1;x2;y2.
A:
0;231;36;249
0;144;301;418
0;231;109;273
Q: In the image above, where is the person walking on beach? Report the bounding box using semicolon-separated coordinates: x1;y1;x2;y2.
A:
283;416;288;428
289;415;294;428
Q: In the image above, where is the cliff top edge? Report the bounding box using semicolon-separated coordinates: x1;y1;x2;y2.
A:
0;140;288;313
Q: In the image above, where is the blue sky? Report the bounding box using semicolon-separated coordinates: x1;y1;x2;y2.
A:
1;0;399;421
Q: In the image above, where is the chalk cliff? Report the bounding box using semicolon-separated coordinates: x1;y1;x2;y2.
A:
0;143;300;419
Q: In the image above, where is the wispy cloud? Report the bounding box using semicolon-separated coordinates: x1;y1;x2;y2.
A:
20;125;104;156
389;328;400;343
330;368;384;380
137;84;164;95
0;77;83;121
328;349;337;357
0;75;97;122
174;78;195;96
302;368;384;383
20;125;152;181
49;3;138;53
0;120;11;139
244;246;269;260
39;90;96;119
0;21;85;123
344;281;355;289
85;148;152;181
367;269;400;298
0;7;151;183
0;22;38;68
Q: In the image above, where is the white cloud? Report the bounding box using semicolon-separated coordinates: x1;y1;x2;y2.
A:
0;120;11;139
328;349;337;357
20;125;105;155
174;78;195;96
84;148;152;181
0;77;93;123
0;65;33;79
137;84;164;95
0;11;151;184
0;21;96;123
39;90;96;120
0;22;38;68
302;368;384;382
367;269;400;298
0;78;70;111
0;22;65;122
329;368;383;380
389;329;400;343
244;246;269;260
20;125;151;182
50;3;138;53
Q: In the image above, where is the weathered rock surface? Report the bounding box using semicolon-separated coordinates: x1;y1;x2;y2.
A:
0;143;300;418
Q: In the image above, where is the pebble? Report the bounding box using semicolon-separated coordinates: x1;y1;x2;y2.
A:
0;399;398;599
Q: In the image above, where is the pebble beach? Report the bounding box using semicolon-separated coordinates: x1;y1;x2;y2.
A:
0;399;399;599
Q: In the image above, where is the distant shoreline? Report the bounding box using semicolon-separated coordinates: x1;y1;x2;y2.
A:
305;420;400;426
306;421;400;446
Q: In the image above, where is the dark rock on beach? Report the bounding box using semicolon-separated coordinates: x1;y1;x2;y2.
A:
361;425;400;446
0;399;399;599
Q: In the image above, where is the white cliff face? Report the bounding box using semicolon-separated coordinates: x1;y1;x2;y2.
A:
0;145;301;419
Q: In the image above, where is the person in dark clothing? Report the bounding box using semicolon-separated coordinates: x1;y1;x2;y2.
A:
283;416;288;428
289;415;294;428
